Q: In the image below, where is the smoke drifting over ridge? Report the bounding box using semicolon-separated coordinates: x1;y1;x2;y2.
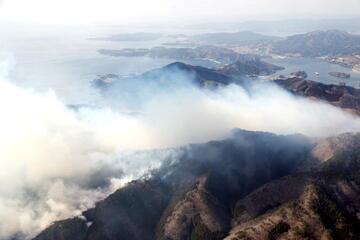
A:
1;57;360;239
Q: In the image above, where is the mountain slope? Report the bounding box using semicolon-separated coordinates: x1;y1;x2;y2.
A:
33;130;313;240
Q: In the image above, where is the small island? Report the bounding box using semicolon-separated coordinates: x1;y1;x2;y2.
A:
329;72;351;79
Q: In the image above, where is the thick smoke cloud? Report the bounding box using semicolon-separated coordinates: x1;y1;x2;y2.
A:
0;57;360;239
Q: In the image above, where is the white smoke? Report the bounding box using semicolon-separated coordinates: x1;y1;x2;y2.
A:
0;57;360;239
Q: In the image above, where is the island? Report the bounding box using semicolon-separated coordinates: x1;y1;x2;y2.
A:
329;72;351;79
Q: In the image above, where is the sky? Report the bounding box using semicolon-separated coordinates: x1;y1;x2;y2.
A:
0;0;360;25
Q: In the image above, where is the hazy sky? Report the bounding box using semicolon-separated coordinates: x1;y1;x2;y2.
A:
0;0;360;25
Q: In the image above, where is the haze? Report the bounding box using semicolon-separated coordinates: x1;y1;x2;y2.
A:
1;0;360;25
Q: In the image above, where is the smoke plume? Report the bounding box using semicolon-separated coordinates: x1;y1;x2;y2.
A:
0;57;360;239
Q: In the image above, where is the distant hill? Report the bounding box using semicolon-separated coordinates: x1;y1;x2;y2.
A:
273;30;360;57
98;45;267;65
190;31;281;46
141;62;233;87
93;60;284;91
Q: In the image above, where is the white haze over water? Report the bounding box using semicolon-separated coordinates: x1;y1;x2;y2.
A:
1;55;360;239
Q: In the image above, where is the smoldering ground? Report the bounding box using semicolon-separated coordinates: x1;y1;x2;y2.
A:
1;59;360;239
